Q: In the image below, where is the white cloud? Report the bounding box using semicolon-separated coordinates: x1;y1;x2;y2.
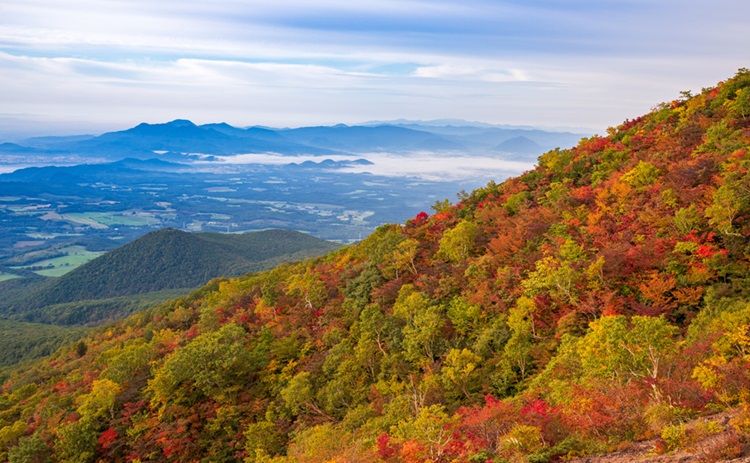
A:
413;64;530;83
0;0;748;133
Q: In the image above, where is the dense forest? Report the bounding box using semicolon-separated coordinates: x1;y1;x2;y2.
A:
1;69;750;462
0;229;340;326
0;320;88;367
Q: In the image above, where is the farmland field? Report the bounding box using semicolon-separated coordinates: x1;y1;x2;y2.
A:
0;273;21;282
63;212;162;228
13;245;105;277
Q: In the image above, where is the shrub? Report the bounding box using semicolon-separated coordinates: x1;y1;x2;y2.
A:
661;423;687;452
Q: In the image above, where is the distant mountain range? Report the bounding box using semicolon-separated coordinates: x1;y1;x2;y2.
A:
1;119;590;162
0;228;340;326
3;70;748;462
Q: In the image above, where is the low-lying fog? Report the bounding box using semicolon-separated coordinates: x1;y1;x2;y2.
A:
213;152;535;181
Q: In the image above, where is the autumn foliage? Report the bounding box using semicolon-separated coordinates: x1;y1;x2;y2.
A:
1;69;750;462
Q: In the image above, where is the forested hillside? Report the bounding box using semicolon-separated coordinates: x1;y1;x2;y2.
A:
1;70;750;462
0;229;340;325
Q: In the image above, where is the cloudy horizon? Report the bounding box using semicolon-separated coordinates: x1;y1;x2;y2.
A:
1;0;749;138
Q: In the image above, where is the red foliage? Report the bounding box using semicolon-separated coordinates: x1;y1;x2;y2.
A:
457;396;519;453
561;383;649;439
695;245;715;259
235;312;252;325
377;433;398;461
521;398;550;417
580;136;610;153
520;398;567;444
121;400;148;421
98;427;118;448
53;381;69;394
412;211;429;225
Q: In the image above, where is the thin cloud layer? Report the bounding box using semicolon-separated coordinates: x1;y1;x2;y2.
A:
0;0;748;134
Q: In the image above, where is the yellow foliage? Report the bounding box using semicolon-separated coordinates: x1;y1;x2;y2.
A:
723;324;750;358
611;180;633;203
586;256;606;290
731;391;750;435
692;357;725;391
499;424;544;460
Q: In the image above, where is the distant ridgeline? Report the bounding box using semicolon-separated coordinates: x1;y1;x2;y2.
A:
1;70;750;462
0;228;339;326
5;118;586;160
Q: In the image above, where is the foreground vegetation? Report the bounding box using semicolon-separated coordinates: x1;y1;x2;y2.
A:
0;230;339;370
1;70;750;462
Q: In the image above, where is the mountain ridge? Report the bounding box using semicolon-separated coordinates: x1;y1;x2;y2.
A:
3;120;589;161
0;228;340;326
0;69;749;462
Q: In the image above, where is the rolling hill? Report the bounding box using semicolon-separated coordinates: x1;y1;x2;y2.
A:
0;228;340;325
0;69;749;462
492;135;546;158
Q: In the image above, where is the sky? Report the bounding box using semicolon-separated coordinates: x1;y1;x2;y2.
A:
1;0;749;137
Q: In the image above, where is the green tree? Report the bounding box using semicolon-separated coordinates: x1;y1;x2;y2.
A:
578;315;678;401
393;286;442;365
728;86;750;118
620;161;660;188
392;239;419;276
393;285;429;322
431;198;453;213
523;240;585;303
437;220;478;262
8;433;53;463
706;178;750;236
503;297;537;381
77;379;121;421
353;303;391;380
54;420;97;463
403;305;446;364
243;421;286;462
447;296;482;336
101;340;156;385
442;348;482;398
149;323;257;410
281;371;315;416
285;267;327;310
0;420;26;462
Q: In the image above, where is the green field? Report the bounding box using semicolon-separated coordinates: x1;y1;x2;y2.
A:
64;212;161;228
0;273;21;282
13;245;105;277
26;232;84;239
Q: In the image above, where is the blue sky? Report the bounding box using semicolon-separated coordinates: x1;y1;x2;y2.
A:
0;0;748;136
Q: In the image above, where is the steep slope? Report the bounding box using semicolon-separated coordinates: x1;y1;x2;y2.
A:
1;70;750;463
0;320;88;367
195;229;340;263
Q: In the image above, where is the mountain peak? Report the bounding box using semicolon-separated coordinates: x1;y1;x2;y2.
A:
164;119;197;128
